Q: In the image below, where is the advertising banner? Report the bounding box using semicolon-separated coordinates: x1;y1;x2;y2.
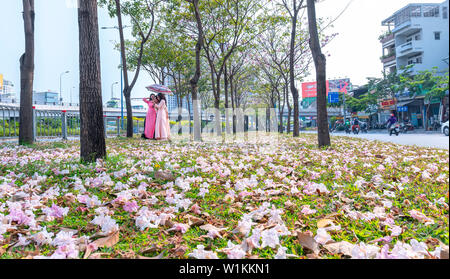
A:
301;78;350;98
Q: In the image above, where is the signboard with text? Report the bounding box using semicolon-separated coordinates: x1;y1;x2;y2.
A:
328;92;340;103
381;99;396;108
301;78;350;98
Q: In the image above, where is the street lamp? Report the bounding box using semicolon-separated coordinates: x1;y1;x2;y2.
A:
111;81;119;100
70;86;75;105
59;70;70;105
101;25;131;129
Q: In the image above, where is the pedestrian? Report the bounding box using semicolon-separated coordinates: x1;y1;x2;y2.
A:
154;93;171;141
142;94;157;139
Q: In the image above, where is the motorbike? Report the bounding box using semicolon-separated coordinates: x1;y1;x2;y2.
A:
388;123;400;136
352;124;360;134
400;122;414;133
360;121;368;133
345;123;351;134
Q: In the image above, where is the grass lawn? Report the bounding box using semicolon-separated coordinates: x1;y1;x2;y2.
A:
0;133;448;259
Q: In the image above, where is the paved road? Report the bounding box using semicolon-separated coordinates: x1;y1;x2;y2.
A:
330;131;449;150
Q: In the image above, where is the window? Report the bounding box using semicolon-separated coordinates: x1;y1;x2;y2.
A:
443;7;448;19
423;5;439;17
408;55;423;65
435;32;441;40
414;34;421;40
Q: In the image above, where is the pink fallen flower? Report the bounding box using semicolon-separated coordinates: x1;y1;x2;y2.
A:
300;205;316;215
169;223;189;234
123;201;139;213
43;204;69;219
409;210;434;225
8;209;32;226
190;204;202;214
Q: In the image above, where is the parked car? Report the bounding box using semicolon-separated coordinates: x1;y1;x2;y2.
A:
442;121;449;136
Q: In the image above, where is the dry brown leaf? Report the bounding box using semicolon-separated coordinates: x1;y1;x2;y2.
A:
297;231;320;255
153;190;166;197
84;230;119;259
136;252;164;259
306;253;320;259
441;246;449;259
323;241;354;257
185;214;205;226
88;252;110;259
172;245;188;257
317;219;334;228
155;170;175;181
93;230;120;248
140;244;159;254
199;224;227;232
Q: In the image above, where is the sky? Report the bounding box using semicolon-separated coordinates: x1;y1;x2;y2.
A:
0;0;444;104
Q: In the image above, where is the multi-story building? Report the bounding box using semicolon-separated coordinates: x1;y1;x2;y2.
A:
381;1;449;75
379;1;449;128
163;75;193;118
33;91;60;105
166;94;193;117
0;76;17;104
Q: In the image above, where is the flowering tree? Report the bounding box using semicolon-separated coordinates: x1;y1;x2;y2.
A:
253;5;336;134
99;0;159;138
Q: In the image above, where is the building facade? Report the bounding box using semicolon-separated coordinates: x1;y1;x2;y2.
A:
379;1;449;128
33;91;60;105
0;76;17;104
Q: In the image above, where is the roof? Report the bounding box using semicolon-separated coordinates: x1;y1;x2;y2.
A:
381;2;442;26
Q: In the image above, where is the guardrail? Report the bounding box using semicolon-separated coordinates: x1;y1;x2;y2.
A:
0;105;145;141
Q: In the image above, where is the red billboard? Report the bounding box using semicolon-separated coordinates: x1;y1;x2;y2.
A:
301;79;350;98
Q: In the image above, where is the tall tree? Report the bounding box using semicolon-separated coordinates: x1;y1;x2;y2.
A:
281;0;305;137
19;0;35;145
78;0;106;162
100;0;158;138
307;0;330;147
201;0;262;136
186;0;203;141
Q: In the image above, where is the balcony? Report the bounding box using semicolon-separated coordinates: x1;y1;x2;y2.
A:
380;53;396;64
379;33;394;44
395;40;423;58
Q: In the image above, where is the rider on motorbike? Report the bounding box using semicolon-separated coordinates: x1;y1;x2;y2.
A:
351;117;360;134
385;114;397;129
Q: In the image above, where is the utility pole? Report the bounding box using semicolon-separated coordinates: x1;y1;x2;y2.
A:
59;70;69;105
111;81;118;100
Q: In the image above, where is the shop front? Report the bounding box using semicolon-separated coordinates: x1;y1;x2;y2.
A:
397;99;424;128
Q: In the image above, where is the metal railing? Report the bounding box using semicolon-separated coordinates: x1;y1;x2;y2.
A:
0;105;20;138
0;105;145;141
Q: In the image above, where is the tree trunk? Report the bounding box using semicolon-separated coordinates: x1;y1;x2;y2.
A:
115;0;133;138
307;0;330;147
290;10;300;137
186;94;192;136
224;62;231;134
19;0;35;145
188;0;202;141
230;75;236;134
178;94;183;135
286;84;292;134
78;0;106;162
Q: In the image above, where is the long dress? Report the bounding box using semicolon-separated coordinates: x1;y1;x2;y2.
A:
155;99;170;140
143;98;156;139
